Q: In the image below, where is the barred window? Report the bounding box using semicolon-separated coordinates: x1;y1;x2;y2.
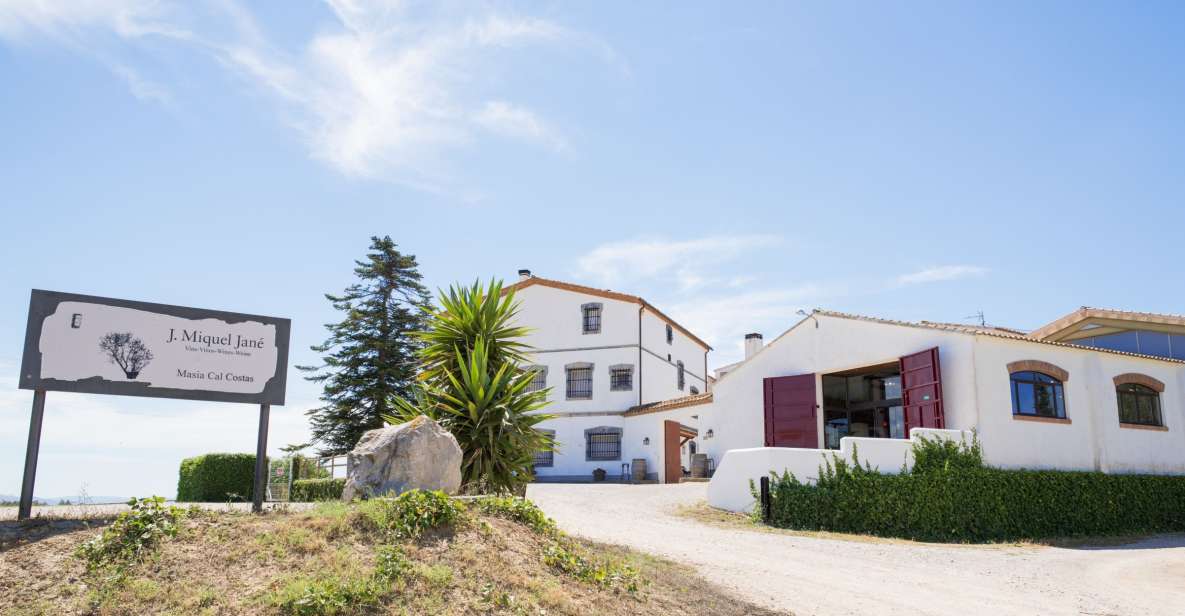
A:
689;385;699;395
585;427;622;461
666;323;673;344
677;360;685;391
533;429;556;468
525;365;547;393
581;303;602;334
566;363;593;399
609;364;633;391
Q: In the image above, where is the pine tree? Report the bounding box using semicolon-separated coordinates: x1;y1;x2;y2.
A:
298;236;431;454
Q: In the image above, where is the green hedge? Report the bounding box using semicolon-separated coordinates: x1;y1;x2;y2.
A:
763;437;1185;542
292;478;346;502
177;453;259;502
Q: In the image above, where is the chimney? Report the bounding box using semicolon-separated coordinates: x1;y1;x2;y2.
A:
744;333;763;360
517;269;532;281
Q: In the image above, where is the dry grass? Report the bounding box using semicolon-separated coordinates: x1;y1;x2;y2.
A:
1;501;781;615
673;502;1168;551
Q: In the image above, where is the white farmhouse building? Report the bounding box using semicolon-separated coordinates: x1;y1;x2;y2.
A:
506;271;713;482
703;308;1185;511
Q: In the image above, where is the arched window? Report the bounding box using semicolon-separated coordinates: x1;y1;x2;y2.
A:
1010;371;1066;418
1117;383;1163;427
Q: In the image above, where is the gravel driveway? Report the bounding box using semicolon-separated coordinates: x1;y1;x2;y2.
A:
526;482;1185;616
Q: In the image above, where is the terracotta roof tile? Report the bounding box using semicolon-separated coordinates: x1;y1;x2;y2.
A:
623;392;714;417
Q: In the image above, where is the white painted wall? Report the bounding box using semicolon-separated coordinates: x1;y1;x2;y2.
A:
699;314;979;465
510;280;711;480
698;313;1185;490
621;405;706;482
708;428;974;512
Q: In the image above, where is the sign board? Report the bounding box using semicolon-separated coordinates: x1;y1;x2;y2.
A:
19;290;290;405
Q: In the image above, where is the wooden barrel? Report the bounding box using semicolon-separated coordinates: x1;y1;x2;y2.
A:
631;458;647;482
691;453;709;478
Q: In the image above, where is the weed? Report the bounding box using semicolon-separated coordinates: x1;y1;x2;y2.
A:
268;573;386;616
354;489;465;540
543;541;641;593
471;496;557;536
75;496;183;570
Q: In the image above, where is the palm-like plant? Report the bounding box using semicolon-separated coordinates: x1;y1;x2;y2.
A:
385;279;555;495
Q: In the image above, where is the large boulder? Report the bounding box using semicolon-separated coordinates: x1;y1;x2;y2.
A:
341;415;463;501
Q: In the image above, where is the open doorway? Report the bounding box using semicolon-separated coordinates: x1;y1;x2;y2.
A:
821;362;905;450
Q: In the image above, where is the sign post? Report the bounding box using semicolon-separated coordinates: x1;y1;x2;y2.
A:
17;290;290;520
18;390;47;520
253;404;271;513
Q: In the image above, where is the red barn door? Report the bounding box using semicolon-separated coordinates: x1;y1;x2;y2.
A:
763;374;818;448
900;347;944;435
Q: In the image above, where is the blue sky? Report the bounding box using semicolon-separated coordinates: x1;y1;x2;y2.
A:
2;1;1183;498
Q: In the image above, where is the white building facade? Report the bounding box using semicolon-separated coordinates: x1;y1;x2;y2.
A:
703;309;1185;511
507;272;712;482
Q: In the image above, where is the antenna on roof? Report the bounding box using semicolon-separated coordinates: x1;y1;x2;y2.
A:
966;310;986;327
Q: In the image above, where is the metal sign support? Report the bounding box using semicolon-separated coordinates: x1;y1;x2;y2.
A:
252;404;271;513
18;390;47;521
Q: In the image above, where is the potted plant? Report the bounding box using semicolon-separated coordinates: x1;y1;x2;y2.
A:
592;468;607;482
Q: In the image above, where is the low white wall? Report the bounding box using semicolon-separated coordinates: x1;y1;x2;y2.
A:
707;428;973;512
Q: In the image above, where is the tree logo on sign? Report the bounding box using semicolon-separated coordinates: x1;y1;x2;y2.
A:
99;332;154;379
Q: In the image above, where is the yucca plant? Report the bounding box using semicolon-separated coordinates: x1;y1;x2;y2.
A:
385;279;555;495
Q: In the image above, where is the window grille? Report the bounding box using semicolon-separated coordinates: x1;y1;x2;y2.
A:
533;429;555;467
585;429;622;461
566;365;593;399
581;303;602;334
677;360;685;391
525;366;547;393
609;365;633;391
666;323;673;344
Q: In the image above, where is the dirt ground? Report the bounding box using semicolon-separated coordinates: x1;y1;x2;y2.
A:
0;501;780;615
527;482;1185;616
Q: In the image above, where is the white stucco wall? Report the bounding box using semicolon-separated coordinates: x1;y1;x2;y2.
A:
700;314;979;465
971;336;1185;473
699;313;1185;485
511;279;712;481
621;405;706;482
707;428;974;512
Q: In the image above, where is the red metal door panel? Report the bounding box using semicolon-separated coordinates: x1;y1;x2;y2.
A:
900;347;944;435
763;374;818;448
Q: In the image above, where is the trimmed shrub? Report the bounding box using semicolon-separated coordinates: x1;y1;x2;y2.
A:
763;437;1185;542
292;478;346;502
177;453;258;502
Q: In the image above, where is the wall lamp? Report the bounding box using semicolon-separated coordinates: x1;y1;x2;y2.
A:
642;437;650;446
705;429;714;439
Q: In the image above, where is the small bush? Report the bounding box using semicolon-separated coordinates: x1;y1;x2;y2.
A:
292;478;346;502
471;496;557;536
76;496;183;569
354;490;465;540
543;541;641;593
763;438;1185;542
176;453;259;502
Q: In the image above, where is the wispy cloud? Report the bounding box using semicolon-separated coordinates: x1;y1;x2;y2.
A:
476;101;568;152
0;0;614;192
896;265;988;286
574;235;780;290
